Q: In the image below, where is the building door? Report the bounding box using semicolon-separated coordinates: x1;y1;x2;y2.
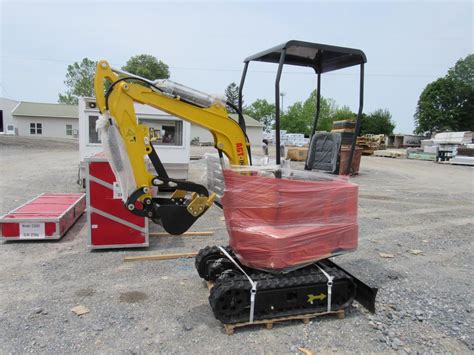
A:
0;110;3;132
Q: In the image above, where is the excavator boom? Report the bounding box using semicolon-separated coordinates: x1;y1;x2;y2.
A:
93;60;250;234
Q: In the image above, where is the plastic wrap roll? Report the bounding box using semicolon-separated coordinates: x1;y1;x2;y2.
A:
96;113;137;202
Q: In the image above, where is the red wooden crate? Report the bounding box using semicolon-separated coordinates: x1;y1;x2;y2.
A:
86;155;149;249
0;193;86;240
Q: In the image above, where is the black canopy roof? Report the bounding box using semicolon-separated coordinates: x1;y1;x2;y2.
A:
244;40;366;73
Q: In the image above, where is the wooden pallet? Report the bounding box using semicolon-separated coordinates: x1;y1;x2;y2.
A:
361;149;375;155
373;150;406;158
224;309;345;335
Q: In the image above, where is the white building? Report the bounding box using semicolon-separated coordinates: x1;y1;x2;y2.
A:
191;114;263;146
0;98;78;138
0;97;20;135
12;101;78;138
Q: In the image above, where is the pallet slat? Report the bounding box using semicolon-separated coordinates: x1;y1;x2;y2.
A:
124;252;197;262
224;309;345;335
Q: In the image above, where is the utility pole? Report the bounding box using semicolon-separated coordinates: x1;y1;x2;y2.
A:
280;92;286;111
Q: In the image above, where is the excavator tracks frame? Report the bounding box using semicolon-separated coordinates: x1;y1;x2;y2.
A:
196;246;377;325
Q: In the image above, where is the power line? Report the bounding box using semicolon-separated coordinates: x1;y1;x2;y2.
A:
1;55;441;78
0;82;11;98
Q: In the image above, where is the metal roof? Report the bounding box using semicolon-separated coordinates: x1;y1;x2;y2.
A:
12;101;78;119
244;40;366;73
229;113;263;128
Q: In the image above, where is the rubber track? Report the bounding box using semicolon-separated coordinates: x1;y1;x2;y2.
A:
195;245;235;280
209;265;355;324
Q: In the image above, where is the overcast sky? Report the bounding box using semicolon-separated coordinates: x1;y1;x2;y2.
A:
1;1;472;133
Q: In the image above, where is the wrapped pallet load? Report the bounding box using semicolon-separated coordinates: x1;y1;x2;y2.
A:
222;167;358;271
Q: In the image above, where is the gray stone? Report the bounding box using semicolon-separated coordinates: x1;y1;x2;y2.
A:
392;338;403;347
182;324;193;331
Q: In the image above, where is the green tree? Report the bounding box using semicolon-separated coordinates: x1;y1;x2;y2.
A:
331;106;356;121
360;109;395;135
58;58;96;105
281;90;336;134
122;54;170;80
415;54;474;134
447;54;474;87
244;99;275;131
225;82;240;112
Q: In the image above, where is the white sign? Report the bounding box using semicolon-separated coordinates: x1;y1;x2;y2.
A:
113;182;122;199
20;222;45;239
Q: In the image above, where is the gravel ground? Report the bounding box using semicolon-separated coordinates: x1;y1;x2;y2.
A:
0;136;473;354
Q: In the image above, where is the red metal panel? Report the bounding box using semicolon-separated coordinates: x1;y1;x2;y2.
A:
89;161;116;184
90;212;145;245
89;181;145;227
45;223;57;236
1;223;19;237
87;157;148;248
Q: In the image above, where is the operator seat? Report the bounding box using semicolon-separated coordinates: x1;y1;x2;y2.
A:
305;132;342;173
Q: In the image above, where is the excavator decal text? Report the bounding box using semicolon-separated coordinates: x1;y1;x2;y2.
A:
236;142;244;156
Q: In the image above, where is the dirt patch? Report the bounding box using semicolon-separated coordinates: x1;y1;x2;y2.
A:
119;291;148;303
75;288;96;298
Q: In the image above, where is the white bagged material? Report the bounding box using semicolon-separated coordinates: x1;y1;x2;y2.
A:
96;113;137;202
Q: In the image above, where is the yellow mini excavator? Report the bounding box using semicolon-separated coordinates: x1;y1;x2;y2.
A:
94;60;250;235
94;40;377;325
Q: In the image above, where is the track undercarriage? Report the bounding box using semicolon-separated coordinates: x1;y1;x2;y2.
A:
195;246;377;324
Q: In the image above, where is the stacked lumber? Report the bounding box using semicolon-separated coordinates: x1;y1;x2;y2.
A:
286;147;308;161
331;120;355;145
356;134;385;155
331;120;356;132
374;150;406;159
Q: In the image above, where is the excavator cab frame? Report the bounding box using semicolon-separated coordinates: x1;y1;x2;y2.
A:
237;40;366;174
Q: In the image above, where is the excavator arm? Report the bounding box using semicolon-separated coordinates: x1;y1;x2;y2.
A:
93;60;250;234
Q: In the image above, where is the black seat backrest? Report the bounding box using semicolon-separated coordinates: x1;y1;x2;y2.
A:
305;132;342;173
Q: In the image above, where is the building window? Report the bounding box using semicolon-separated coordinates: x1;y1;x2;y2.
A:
30;123;42;135
66;124;73;136
88;115;101;143
141;119;183;146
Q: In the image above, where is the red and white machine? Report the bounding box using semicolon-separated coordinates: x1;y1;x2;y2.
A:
0;193;85;240
86;154;149;249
